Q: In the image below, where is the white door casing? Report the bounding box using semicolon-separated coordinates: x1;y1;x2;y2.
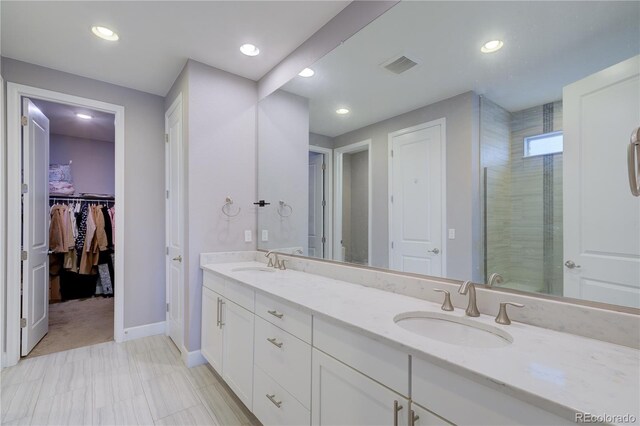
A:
563;55;640;308
165;94;185;350
308;151;325;258
21;98;50;356
389;119;446;277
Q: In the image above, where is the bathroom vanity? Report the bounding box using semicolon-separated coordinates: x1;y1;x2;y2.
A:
200;252;639;426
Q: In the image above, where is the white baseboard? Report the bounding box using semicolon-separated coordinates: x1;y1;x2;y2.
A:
182;348;207;368
122;321;166;342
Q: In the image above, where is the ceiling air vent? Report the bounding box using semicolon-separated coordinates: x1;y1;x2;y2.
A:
383;55;418;74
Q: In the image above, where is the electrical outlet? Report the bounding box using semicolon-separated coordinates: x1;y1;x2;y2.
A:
448;229;456;239
262;230;269;242
244;230;252;242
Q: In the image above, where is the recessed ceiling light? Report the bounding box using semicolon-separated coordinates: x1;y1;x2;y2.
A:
481;40;504;53
91;26;119;41
298;68;315;78
240;44;260;57
76;113;93;120
336;108;350;115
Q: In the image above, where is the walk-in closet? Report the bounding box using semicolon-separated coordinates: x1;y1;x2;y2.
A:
27;99;116;358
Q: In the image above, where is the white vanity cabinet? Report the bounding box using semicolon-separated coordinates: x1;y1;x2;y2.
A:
201;272;255;409
312;348;409;426
410;403;452;426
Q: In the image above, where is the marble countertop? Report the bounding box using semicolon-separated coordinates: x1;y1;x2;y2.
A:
202;261;640;424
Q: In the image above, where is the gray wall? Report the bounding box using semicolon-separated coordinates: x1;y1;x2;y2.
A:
309;132;334;150
50;134;115;195
165;59;258;352
257;89;309;253
334;91;481;281
1;57;166;329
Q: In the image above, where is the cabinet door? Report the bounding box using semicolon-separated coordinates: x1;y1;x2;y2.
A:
312;349;409;426
201;287;223;374
222;299;255;409
410;403;452;426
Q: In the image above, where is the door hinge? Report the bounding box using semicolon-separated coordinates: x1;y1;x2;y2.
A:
391;195;394;203
166;190;169;199
21;183;28;194
391;241;395;249
21;251;28;261
166;303;170;313
166;246;169;255
321;200;326;207
20;318;27;328
391;149;394;158
21;116;28;126
321;236;326;244
165;134;169;143
322;162;326;171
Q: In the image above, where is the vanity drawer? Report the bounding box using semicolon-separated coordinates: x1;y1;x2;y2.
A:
253;365;310;426
224;279;255;312
254;316;311;408
412;356;572;425
203;270;224;295
255;293;312;343
313;317;409;397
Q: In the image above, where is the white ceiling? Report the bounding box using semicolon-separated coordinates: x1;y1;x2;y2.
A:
32;99;115;143
1;1;349;96
282;1;640;138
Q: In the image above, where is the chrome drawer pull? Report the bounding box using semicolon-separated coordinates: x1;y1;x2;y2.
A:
267;337;283;348
266;394;282;408
393;400;403;426
267;310;284;319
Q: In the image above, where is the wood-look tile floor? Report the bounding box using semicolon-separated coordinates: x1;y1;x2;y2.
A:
0;335;261;426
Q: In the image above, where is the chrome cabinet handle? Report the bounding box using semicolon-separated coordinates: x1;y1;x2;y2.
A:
411;410;420;426
433;289;454;311
628;127;640;197
266;394;282;408
219;300;225;327
495;302;524;325
216;297;221;327
267;310;284;319
393;400;403;426
172;255;182;262
564;260;581;269
427;248;440;254
266;337;283;348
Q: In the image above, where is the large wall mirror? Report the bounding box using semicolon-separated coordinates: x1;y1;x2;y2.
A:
257;1;640;310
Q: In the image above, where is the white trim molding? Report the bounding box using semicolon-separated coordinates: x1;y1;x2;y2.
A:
5;83;126;367
122;321;167;342
309;145;334;261
182;348;207;368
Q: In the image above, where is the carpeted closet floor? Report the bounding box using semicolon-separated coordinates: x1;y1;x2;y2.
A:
26;297;114;359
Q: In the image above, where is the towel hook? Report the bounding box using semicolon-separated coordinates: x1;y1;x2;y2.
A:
277;200;293;218
222;196;241;217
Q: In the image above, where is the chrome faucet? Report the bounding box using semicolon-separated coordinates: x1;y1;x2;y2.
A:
458;281;480;317
265;251;279;268
487;273;504;287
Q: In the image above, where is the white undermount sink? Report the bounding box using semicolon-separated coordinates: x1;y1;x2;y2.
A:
394;312;513;348
231;266;275;273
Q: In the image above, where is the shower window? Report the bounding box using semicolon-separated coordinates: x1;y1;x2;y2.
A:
523;131;563;158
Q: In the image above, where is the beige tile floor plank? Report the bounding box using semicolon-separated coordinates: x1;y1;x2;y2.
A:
0;379;42;423
141;370;200;420
155;404;217;426
31;386;93;426
94;394;154;426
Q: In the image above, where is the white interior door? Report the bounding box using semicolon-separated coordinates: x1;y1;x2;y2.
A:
308;152;325;258
563;55;640;308
21;98;50;356
390;121;445;276
165;96;184;349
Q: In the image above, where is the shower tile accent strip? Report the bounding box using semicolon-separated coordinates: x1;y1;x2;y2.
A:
543;102;555;294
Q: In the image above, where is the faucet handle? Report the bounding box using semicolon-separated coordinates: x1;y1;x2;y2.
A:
495;302;524;325
433;289;454;311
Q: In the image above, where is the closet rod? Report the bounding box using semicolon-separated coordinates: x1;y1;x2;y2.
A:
49;195;115;202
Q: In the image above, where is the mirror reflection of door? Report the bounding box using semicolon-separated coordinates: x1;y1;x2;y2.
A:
308;151;326;258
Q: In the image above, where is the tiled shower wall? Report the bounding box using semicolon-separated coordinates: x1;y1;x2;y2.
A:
482;98;563;295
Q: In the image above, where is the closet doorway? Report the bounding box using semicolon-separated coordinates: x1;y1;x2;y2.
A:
5;84;125;366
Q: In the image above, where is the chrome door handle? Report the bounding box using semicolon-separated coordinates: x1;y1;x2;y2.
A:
266;337;283;348
219;300;225;327
216;297;221;327
267;310;284;319
172;255;182;262
628;127;640;197
393;400;403;426
411;410;420;426
564;260;581;269
266;394;282;408
427;248;440;254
